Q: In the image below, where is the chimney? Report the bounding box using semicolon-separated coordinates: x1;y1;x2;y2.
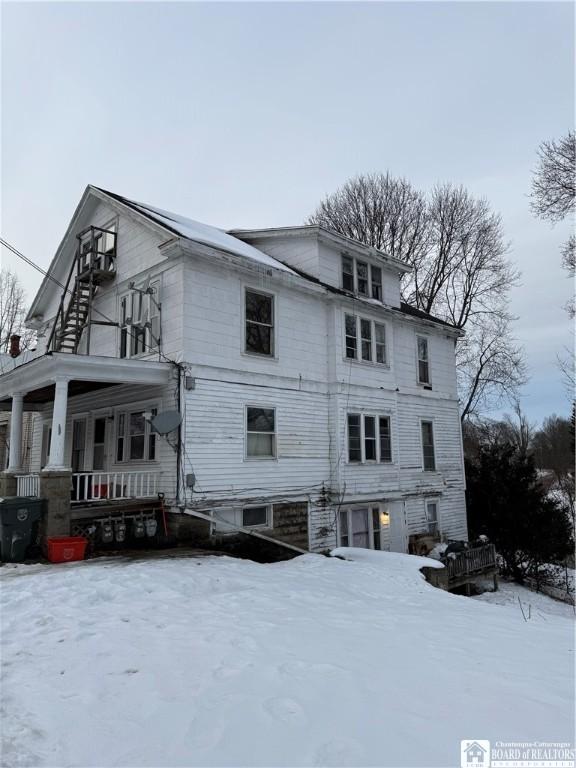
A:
9;334;21;358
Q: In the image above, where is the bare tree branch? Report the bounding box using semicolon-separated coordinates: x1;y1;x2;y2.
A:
308;174;524;419
531;131;575;223
0;268;35;353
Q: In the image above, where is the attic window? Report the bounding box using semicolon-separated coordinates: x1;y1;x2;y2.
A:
341;255;384;302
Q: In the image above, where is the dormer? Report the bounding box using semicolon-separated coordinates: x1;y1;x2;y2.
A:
231;225;411;309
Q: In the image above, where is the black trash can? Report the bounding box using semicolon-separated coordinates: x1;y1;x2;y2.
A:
0;497;45;563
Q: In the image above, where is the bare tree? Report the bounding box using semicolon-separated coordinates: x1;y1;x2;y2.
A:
308;174;525;419
0;268;34;353
531;132;575;319
457;315;526;421
531;132;575;222
308;172;431;267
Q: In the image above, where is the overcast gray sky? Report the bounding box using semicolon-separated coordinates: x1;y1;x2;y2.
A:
1;1;573;423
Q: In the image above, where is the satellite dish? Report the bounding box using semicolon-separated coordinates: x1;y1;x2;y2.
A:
150;410;182;435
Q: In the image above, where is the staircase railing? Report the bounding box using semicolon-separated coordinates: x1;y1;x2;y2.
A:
446;543;497;581
46;247;80;353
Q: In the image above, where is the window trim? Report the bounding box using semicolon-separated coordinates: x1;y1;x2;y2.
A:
119;279;161;360
343;313;389;367
347;412;394;464
341;255;385;303
416;335;432;387
243;286;277;359
420;419;436;472
425;498;440;536
338;504;384;549
241;504;273;529
245;405;277;461
114;405;159;464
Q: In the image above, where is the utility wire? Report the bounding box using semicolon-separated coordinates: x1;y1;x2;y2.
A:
0;236;180;366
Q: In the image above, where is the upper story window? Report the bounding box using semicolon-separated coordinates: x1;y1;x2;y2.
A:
341;256;384;301
417;336;431;385
245;289;274;357
344;314;388;365
119;282;160;359
79;221;117;273
246;406;276;458
116;408;157;463
421;420;436;471
347;413;393;464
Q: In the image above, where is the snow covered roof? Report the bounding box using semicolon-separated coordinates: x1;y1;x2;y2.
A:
96;189;297;275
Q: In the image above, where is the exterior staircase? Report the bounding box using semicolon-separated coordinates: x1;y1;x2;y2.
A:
47;225;117;354
55;282;96;352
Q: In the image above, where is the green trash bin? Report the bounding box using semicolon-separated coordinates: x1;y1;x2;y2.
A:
0;497;45;563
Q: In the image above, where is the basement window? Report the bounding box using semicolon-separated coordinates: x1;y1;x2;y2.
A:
242;505;271;528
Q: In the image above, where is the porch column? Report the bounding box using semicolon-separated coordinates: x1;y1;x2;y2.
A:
45;378;70;471
7;391;25;473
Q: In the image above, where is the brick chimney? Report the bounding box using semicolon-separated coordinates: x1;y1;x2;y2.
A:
9;334;21;358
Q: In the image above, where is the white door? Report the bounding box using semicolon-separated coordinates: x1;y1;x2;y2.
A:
389;501;407;553
350;508;370;548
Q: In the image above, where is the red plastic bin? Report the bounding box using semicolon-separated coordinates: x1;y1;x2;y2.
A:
47;537;88;564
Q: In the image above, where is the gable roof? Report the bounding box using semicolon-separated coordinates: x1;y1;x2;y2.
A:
95;188;297;275
26;185;457;335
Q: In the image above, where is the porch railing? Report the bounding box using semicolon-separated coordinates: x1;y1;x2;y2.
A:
16;474;40;497
71;471;162;504
446;543;497;582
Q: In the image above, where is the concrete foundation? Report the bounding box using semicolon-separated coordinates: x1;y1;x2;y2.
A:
39;471;72;539
0;473;17;497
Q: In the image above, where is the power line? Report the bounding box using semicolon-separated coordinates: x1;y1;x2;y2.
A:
0;236;180;366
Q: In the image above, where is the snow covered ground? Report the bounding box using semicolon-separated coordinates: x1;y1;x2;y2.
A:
1;550;574;768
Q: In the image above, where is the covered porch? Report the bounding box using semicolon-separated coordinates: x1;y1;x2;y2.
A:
0;352;175;538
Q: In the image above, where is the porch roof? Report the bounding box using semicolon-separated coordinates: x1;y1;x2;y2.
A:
0;353;173;409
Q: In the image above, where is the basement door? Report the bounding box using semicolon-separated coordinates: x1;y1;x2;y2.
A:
388;501;407;553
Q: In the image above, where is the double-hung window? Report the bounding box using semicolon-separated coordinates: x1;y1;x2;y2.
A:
425;499;439;535
421;420;436;471
371;266;382;300
119;282;160;359
245;289;274;356
417;336;430;385
347;413;393;463
246;407;276;458
344;314;388;366
360;319;372;361
341;256;384;302
116;408;157;462
338;505;384;550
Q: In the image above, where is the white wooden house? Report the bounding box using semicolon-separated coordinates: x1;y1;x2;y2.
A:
0;186;468;555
